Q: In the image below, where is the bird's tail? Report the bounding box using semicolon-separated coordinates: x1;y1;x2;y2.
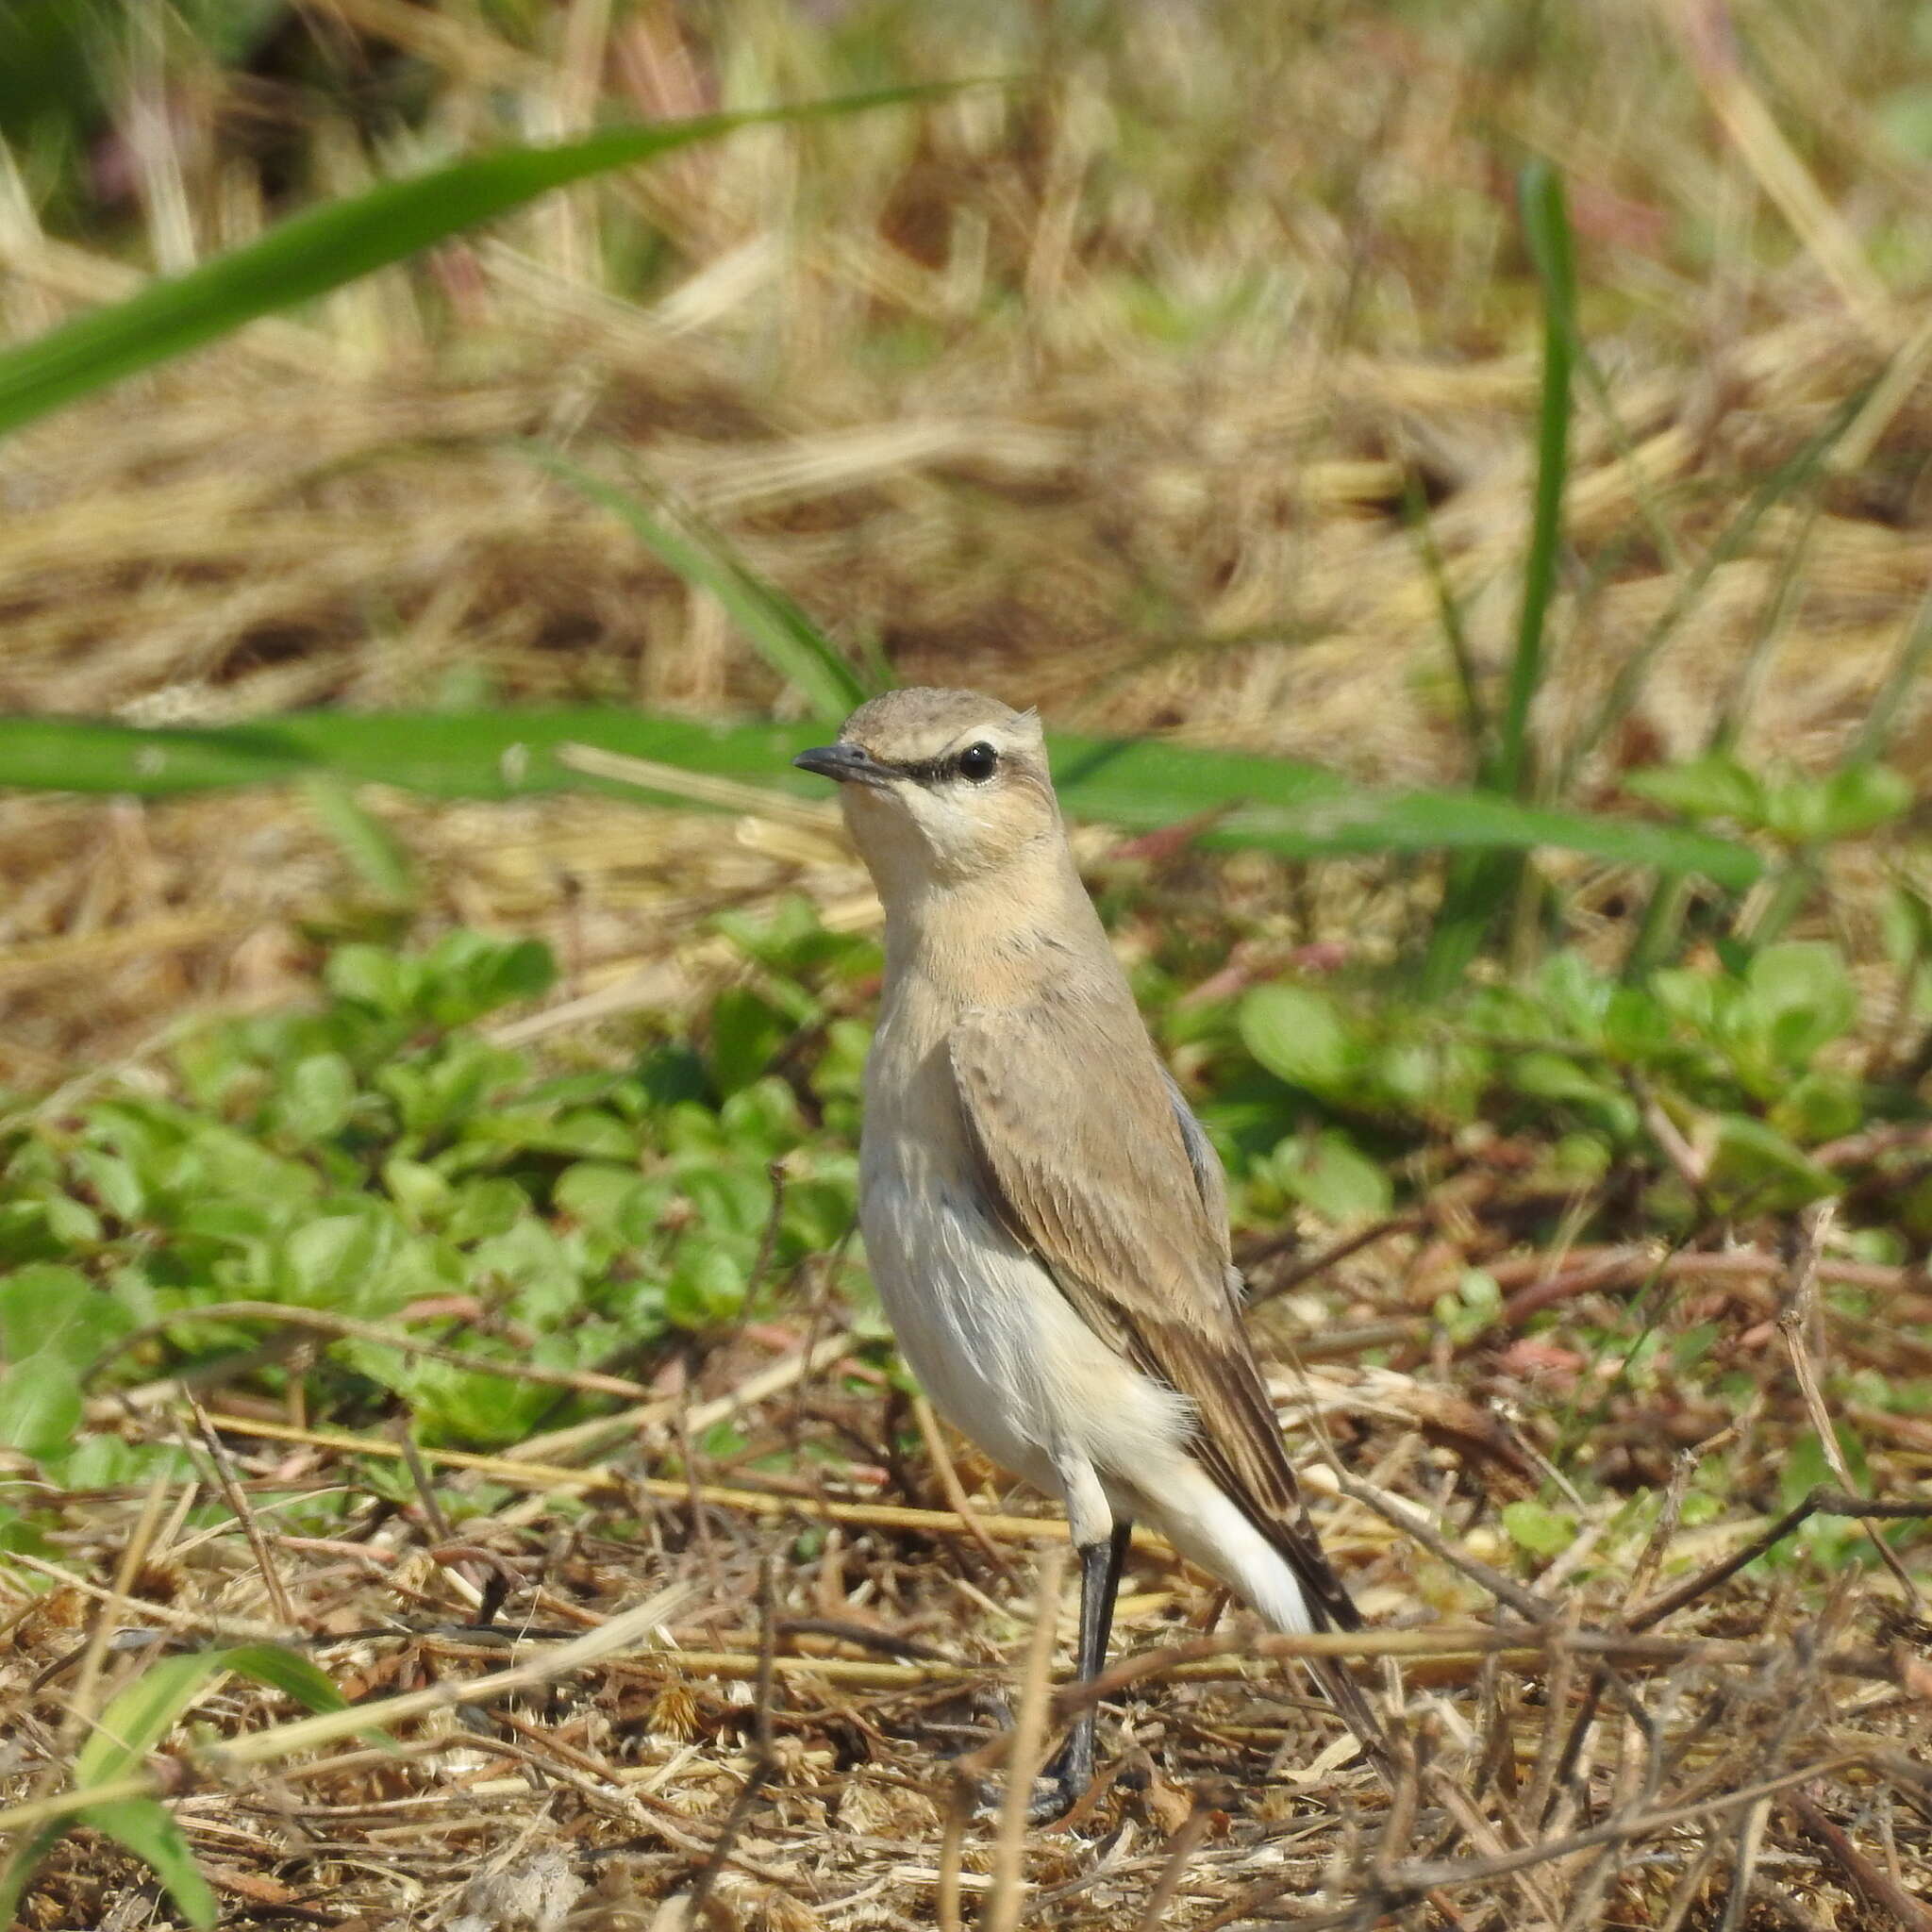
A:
1304;1650;1394;1783
1266;1528;1395;1784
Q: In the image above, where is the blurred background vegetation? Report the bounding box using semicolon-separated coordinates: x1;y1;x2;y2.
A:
1;5;1931;1924
0;0;1925;1069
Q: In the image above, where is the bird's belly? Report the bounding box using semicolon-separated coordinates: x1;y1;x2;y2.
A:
858;1136;1189;1496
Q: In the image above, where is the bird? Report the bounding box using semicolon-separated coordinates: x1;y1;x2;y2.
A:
791;686;1383;1817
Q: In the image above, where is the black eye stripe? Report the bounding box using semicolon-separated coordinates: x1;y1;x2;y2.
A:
879;742;1002;785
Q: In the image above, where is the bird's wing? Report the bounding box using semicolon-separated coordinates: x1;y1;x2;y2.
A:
948;999;1360;1635
1159;1065;1249;1319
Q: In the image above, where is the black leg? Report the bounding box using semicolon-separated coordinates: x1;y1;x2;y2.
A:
1038;1519;1133;1814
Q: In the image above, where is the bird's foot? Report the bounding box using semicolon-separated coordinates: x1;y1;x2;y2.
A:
964;1737;1093;1824
956;1763;1086;1824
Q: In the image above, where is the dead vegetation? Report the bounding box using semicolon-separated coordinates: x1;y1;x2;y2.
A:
3;3;1932;1069
4;1207;1930;1929
2;3;1931;1926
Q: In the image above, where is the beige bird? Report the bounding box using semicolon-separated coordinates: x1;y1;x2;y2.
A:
793;687;1381;1813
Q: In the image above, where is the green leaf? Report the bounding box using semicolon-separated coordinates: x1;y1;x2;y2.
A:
0;1264;130;1368
1814;763;1914;840
666;1245;751;1329
276;1213;387;1308
1495;158;1575;802
1238;985;1354;1092
0;711;1764;882
1624;754;1764;824
0;91;946;441
211;1642;352;1719
0;1360;81;1459
708;987;792;1096
1743;941;1856;1065
1273;1130;1391;1224
325;941;416;1015
1501;1499;1578;1557
77;1643;356;1790
1707;1115;1840;1210
1433;1267;1503;1345
445;1177;532;1244
384;1156;454;1225
421;931;558;1025
1770;1073;1863;1144
76;1651;236;1786
301;774;416;904
81;1800;216;1929
272;1053;358;1141
1423;158;1574;984
554;1163;656;1237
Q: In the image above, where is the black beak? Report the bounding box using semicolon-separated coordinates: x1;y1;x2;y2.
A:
791;742;893;788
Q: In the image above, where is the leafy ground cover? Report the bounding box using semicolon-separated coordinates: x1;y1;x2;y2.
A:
3;860;1929;1925
1;2;1930;1926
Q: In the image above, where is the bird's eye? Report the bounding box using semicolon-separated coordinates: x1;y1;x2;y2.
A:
956;741;1000;783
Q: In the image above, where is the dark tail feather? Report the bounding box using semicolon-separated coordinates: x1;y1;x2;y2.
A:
1306;1652;1394;1782
1275;1530;1395;1783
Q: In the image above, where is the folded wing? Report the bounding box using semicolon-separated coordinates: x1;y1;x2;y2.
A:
946;998;1361;1636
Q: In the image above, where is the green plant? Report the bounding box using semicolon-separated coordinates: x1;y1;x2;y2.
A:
0;1643;354;1928
0;90;942;441
1203;927;1911;1247
0;916;874;1466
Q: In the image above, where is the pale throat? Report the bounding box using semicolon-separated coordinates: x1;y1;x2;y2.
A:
870;839;1097;1012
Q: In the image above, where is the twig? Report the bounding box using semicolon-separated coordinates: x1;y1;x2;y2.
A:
743;1158;789;1303
0;1551;289;1641
393;1424;454;1548
1523;1601;1583;1827
1629;1487;1932;1633
937;1773;974;1932
774;1617;952;1662
0;1583;691;1839
505;1328;854;1465
1776;1203;1922;1607
62;1470;176;1747
185;1411;1117;1547
912;1391;1016;1581
685;1557;781;1917
189;1395;298;1627
1331;1468;1551;1623
89;1300;658;1403
1202;1753;1875;1932
1784;1787;1932;1932
983;1543;1066;1932
1244;1212;1426;1304
1134;1804;1215;1932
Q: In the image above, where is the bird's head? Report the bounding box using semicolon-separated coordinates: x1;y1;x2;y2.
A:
792;688;1059;893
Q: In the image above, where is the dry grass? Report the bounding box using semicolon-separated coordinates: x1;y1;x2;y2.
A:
3;5;1932;1926
4;1243;1930;1930
3;3;1932;1068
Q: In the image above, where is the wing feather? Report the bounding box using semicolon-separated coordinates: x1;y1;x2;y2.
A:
947;998;1360;1635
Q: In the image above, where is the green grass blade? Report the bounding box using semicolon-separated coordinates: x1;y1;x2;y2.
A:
0;717;311;791
518;446;872;721
1404;474;1491;764
1493;158;1576;800
301;774;416;905
0;89;944;441
82;1800;217;1929
1425;161;1576;988
0;710;1761;884
1555;386;1870;792
1847;586;1932;766
75;1650;250;1789
74;1643;354;1790
0;1824;69;1931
